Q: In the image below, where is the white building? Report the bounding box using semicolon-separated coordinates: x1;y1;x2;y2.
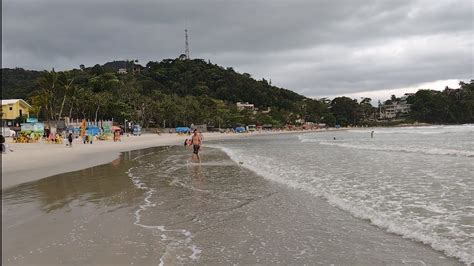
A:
117;68;128;74
379;95;412;119
236;102;255;111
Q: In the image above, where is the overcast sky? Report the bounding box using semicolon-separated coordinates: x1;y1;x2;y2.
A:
2;0;472;102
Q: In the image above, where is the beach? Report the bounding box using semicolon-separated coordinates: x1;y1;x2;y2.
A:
2;145;463;265
2;126;472;265
1;131;276;190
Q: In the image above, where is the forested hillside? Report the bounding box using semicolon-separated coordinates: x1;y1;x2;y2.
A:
1;59;330;128
1;59;472;127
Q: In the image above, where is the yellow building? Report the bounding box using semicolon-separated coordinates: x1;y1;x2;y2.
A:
2;99;31;121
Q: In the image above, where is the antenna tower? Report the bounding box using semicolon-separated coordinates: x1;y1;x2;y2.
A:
185;28;190;59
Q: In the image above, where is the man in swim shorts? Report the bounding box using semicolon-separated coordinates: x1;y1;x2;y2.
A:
191;129;203;163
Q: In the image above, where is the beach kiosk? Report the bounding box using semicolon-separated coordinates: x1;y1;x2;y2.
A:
17;121;44;143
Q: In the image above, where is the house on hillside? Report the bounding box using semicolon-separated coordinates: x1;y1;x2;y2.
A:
118;68;128;74
379;94;412;119
1;99;31;126
236;102;255;111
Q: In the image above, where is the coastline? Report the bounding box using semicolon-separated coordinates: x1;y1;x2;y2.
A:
2;145;462;265
1;130;318;190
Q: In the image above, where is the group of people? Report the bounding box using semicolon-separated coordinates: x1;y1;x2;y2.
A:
47;132;64;144
64;132;94;147
184;129;203;163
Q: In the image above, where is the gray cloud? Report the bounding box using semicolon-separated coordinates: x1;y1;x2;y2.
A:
2;0;472;98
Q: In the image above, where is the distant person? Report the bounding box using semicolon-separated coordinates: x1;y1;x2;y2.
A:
191;129;203;163
67;133;73;147
371;131;374;138
1;135;13;153
333;137;336;140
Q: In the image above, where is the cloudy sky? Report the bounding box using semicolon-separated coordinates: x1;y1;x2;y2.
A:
2;0;472;102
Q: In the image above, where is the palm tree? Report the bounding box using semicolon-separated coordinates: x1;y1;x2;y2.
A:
57;72;74;120
37;70;58;128
93;91;112;123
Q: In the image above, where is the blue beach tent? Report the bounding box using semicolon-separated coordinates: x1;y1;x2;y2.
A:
87;126;101;136
175;127;191;134
235;126;246;133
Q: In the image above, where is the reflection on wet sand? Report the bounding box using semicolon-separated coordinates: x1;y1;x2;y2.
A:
4;154;137;214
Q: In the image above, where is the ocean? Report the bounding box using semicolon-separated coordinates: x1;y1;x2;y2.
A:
210;125;474;264
2;125;472;265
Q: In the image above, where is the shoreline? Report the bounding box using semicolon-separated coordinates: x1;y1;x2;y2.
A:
2;145;463;265
1;130;322;190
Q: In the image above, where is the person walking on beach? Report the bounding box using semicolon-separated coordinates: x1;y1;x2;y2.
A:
67;133;73;147
191;129;203;163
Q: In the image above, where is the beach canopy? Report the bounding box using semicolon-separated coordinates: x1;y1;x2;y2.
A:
235;126;246;133
175;127;190;133
87;126;101;136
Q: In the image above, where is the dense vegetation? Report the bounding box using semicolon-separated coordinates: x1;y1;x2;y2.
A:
407;82;474;124
1;58;473;127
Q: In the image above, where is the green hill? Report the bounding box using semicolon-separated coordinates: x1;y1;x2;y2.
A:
1;59;329;128
2;59;472;127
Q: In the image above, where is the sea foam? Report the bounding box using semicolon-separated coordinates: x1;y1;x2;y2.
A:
210;133;474;265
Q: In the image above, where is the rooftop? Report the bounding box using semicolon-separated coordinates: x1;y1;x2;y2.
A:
1;99;32;108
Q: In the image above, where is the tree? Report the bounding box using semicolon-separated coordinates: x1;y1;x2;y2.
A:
92;91;113;122
37;70;59;127
57;72;75;120
359;97;375;122
330;97;361;126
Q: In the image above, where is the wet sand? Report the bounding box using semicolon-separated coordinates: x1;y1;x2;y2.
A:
1;130;315;190
2;146;462;265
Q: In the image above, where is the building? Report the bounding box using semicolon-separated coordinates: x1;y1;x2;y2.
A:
236;102;255;111
2;99;31;119
379;95;412;119
117;68;128;74
1;99;31;126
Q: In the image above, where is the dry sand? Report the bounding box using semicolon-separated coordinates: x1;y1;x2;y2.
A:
1;130;308;190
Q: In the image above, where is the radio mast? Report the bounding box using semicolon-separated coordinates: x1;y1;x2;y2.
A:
185;28;190;59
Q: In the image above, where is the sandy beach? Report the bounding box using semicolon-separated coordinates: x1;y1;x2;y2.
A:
2;145;462;265
1;130;308;190
2;127;471;265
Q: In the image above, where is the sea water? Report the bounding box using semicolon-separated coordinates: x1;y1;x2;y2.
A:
210;125;474;264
